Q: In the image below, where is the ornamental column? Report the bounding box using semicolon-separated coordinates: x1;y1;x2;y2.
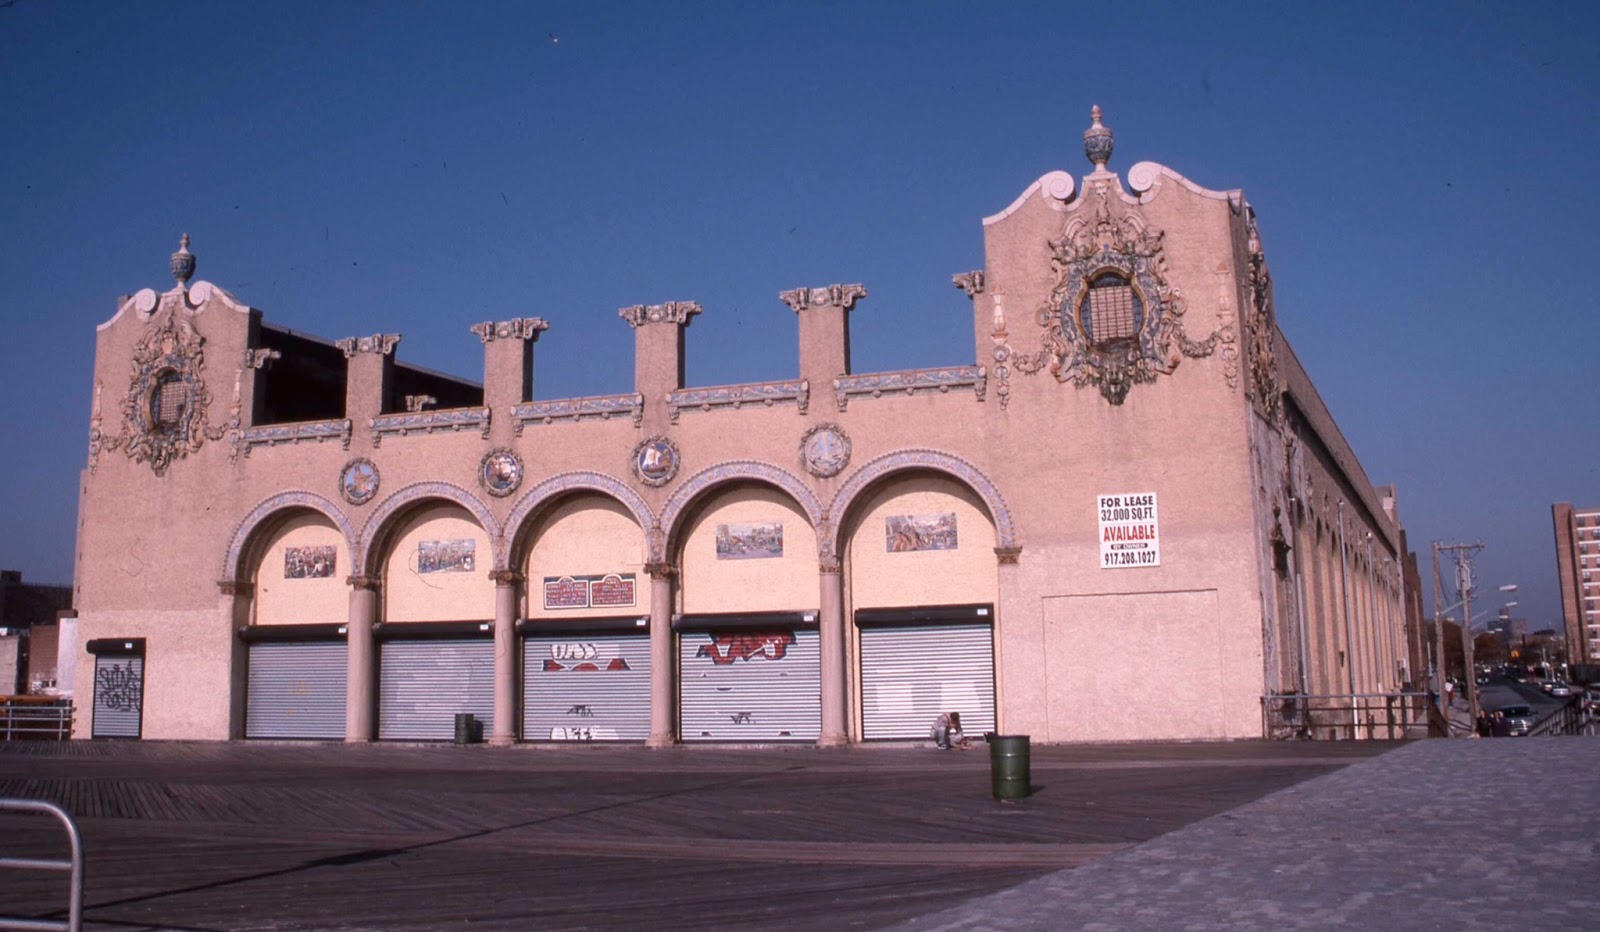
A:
471;318;549;446
817;555;848;747
779;284;866;390
645;562;677;748
489;570;523;746
619;302;700;432
345;574;381;743
336;333;400;448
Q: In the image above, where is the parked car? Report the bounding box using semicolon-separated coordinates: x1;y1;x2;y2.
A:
1550;682;1573;697
1498;704;1534;736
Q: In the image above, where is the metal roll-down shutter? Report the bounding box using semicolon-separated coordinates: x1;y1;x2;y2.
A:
521;617;651;742
87;639;145;739
677;612;819;743
858;605;996;740
377;623;494;741
246;639;347;739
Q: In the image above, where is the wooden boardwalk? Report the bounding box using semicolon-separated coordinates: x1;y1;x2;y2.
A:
0;740;1394;930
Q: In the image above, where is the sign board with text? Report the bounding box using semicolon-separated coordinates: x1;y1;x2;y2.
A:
1098;492;1160;569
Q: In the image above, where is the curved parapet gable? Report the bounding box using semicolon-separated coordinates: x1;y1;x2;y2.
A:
220;490;356;583
827;449;1017;557
983;170;1077;226
1126;161;1242;210
659;461;824;562
503;471;657;560
356;481;502;575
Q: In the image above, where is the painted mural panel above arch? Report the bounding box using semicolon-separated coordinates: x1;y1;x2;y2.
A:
827;449;1017;562
846;475;999;611
677;486;819;616
252;512;350;626
379;502;495;624
221;490;356;587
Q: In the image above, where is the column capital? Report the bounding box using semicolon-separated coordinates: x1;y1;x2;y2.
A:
619;302;701;328
819;555;842;575
779;283;867;313
952;270;985;298
217;579;254;597
994;546;1023;565
644;562;679;580
488;569;525;586
334;333;401;358
346;574;383;591
470;318;549;344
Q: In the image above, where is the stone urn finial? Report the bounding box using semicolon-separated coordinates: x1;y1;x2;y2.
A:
1083;105;1114;172
170;233;196;290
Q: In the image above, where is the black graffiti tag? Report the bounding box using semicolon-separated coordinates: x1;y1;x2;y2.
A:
96;662;142;713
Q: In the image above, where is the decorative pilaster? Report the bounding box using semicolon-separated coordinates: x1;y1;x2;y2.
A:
334;334;401;358
470;318;550;343
781;284;865;388
645;562;677;748
621;304;701;431
345;574;381;743
818;553;847;747
778;284;867;313
490;569;524;747
951;271;985;298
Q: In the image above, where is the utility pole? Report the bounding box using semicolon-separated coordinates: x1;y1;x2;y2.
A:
1438;541;1485;730
1432;542;1446;717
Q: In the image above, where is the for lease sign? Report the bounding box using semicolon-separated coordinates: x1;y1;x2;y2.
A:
1098;492;1160;569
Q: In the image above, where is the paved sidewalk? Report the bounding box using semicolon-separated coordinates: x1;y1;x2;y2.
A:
901;738;1600;931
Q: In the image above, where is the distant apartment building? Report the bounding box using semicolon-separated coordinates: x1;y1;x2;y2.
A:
1552;503;1600;666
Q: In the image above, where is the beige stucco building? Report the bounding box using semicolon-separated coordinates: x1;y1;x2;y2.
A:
71;110;1411;745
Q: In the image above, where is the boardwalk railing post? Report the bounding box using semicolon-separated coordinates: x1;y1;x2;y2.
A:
0;798;84;932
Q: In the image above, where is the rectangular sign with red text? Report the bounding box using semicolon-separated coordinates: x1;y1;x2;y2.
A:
1098;492;1160;569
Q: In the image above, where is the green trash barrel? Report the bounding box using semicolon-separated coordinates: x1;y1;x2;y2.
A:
454;712;478;745
988;734;1031;800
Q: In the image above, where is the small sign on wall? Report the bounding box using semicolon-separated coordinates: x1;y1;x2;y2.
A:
1098;492;1159;569
541;573;637;611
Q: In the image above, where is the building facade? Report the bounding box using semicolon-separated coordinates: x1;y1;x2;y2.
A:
1552;502;1599;667
0;570;74;696
70;110;1411;744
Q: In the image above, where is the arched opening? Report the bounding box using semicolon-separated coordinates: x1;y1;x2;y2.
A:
670;482;820;743
371;500;494;741
838;471;1000;741
238;508;351;741
513;492;652;743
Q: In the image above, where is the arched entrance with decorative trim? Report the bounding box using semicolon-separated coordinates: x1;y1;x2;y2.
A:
829;451;1011;742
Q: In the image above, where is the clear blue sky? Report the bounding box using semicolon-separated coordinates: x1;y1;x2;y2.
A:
3;2;1596;631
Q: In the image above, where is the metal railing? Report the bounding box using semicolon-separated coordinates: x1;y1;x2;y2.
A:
0;799;83;932
0;700;74;741
1262;691;1431;740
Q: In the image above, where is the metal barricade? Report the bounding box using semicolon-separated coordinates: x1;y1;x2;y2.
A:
0;799;83;932
0;700;74;741
1261;691;1432;740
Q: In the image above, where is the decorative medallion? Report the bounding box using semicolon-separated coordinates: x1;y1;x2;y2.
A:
631;436;680;487
800;423;851;478
339;458;380;505
478;448;524;497
1004;184;1220;406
